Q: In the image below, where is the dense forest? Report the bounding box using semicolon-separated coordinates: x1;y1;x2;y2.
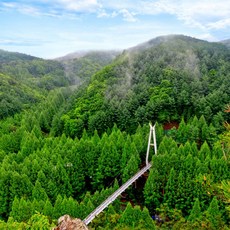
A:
0;35;229;229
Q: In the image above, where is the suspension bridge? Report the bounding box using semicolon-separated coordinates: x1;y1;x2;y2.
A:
83;124;157;225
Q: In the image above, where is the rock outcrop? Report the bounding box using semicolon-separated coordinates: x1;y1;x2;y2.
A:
53;215;88;230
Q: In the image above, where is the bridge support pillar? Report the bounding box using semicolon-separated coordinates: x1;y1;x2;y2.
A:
146;123;157;165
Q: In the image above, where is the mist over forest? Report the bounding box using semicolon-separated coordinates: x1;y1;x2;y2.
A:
0;35;230;229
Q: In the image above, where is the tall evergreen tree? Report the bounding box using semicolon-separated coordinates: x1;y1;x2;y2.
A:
122;154;139;183
142;207;156;230
95;140;120;188
164;168;177;208
32;180;48;201
205;196;223;229
43;199;53;218
188;198;202;223
144;168;162;212
53;195;63;219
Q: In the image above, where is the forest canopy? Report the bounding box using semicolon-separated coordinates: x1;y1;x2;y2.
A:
0;35;229;229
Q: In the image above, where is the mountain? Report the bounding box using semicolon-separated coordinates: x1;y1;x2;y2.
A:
0;49;69;119
221;39;230;49
0;49;119;119
0;49;37;63
0;49;67;89
56;50;119;61
0;34;230;229
56;50;120;85
59;34;230;136
0;72;44;119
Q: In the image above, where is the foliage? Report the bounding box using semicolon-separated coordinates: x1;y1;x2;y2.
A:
60;35;230;136
0;35;230;229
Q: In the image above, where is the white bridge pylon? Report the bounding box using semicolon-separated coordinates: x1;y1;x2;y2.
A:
146;123;157;165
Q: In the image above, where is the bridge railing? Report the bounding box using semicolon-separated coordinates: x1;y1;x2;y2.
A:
83;163;152;225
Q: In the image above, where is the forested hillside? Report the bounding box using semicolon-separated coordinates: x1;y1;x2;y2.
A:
0;49;117;120
57;50;120;85
0;49;67;119
221;39;230;49
59;35;230;137
0;35;229;229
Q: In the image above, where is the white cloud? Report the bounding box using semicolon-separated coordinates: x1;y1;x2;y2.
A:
97;7;137;22
119;9;137;22
3;0;230;29
2;2;17;8
196;33;218;41
97;9;110;18
18;5;40;15
57;0;100;12
138;0;230;30
207;18;230;29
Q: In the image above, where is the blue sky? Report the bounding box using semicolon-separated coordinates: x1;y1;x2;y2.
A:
1;0;230;59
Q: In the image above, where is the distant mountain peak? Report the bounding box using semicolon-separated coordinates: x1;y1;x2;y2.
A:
220;39;230;49
55;50;120;61
127;34;206;53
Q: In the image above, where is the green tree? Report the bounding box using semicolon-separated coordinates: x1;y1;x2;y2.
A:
122;154;139;183
164;168;177;208
43;199;53;218
9;197;20;221
95;140;120;188
0;168;10;218
53;194;63;219
32;180;48;201
188;198;202;223
205;196;223;229
144;168;162;212
119;203;142;228
27;213;54;229
141;207;156;230
199;141;211;162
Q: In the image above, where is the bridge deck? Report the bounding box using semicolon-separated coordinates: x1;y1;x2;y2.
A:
83;163;152;225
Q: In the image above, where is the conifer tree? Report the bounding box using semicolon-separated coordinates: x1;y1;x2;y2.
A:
60;196;69;216
53;162;73;197
53;194;63;219
191;141;198;157
96;140;120;187
31;124;42;139
119;202;135;227
43;199;53;218
157;141;168;155
67;197;78;218
122;154;139;183
205;196;223;229
10;196;20;221
177;144;185;157
188;198;202;223
175;171;186;211
32;180;48;201
66;149;85;199
86;200;95;217
0;168;10;218
32;199;45;215
177;118;187;144
144;168;162;212
183;141;192;156
47;179;58;203
199;141;211;162
164;168;177;208
184;154;195;177
132;131;144;158
9;172;33;206
142;207;156;230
